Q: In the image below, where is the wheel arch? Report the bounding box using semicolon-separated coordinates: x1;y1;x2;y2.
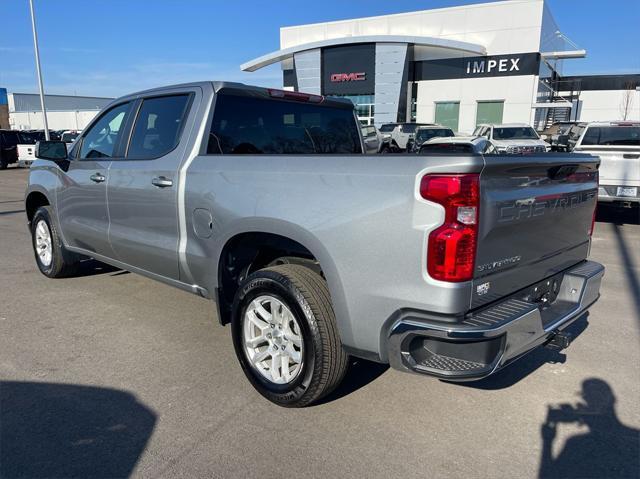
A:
213;220;352;347
25;189;52;225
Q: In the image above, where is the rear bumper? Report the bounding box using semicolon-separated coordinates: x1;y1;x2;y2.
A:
386;260;604;381
598;185;639;205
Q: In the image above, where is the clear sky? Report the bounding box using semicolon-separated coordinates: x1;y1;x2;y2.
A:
1;0;638;97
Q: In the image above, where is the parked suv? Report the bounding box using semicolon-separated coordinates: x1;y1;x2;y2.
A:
570;121;640;208
474;123;549;154
408;125;455;153
380;122;434;151
26;81;603;407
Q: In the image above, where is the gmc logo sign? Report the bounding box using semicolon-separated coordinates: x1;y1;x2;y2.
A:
330;72;366;82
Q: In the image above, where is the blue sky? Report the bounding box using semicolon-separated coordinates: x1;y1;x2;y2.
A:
1;0;638;97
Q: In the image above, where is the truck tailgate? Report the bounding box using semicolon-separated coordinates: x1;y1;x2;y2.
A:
472;153;599;309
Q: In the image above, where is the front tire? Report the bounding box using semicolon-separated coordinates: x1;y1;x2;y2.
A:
231;264;348;407
31;206;81;278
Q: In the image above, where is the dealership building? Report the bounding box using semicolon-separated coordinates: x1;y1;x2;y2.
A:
242;0;640;132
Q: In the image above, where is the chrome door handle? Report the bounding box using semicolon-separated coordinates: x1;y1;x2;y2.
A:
151;176;173;188
89;173;106;183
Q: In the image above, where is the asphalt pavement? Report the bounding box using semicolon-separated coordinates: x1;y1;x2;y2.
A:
1;165;639;478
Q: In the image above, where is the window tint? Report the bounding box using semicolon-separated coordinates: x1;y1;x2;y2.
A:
581;126;640;146
1;131;20;146
127;95;191;159
476;101;504;126
415;128;454;144
435;102;460;131
419;142;473;154
208;95;362;154
493;127;539;140
379;124;397;132
80;102;131;159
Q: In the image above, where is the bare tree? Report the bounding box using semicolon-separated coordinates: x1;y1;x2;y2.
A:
619;82;635;120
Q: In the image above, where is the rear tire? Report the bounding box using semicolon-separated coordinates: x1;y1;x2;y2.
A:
231;264;348;407
31;206;81;278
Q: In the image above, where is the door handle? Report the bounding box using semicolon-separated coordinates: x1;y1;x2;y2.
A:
89;173;106;183
151;176;173;188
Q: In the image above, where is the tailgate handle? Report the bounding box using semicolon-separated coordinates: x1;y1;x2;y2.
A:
547;165;578;180
623;154;639;159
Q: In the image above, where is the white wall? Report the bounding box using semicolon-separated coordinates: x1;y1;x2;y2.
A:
8;110;99;131
281;0;545;55
416;75;537;134
576;90;640;122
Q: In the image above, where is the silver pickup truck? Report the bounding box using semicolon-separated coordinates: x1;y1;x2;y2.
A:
25;81;604;407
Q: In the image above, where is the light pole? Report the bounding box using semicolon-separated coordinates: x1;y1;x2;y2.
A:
28;0;50;140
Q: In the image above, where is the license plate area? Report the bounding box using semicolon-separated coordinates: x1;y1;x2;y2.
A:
520;272;564;308
617;186;638;197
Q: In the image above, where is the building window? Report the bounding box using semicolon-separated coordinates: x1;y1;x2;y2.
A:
476;100;504;126
435;102;460;132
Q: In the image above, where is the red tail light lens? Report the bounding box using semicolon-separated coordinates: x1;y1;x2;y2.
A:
420;174;480;282
267;89;324;103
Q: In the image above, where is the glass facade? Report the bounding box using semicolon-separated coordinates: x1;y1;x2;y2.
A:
434;102;460;131
331;94;375;125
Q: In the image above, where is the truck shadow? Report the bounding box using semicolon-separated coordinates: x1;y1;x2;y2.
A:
0;381;156;479
596;204;639;225
314;358;389;405
74;258;129;278
455;314;589;391
537;378;640;478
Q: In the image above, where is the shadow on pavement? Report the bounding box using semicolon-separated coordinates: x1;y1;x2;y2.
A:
455;314;589;391
0;209;25;216
538;378;640;478
611;224;640;327
1;381;156;479
74;258;125;278
315;358;389;405
596;204;639;225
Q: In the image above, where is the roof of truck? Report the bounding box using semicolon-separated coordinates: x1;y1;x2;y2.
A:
424;136;485;145
106;81;355;109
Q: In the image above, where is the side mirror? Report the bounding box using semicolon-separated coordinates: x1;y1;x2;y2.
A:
540;134;549;141
35;140;68;161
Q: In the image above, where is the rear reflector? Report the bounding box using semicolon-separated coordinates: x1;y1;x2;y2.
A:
420;174;480;282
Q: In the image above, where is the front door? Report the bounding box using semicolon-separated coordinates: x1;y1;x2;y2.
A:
56;101;133;257
107;91;196;280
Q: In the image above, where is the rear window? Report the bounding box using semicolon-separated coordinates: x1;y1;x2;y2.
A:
415;128;454;143
581;126;640;146
207;95;361;154
419;143;474;154
493;127;539;140
61;132;80;142
379;124;397;132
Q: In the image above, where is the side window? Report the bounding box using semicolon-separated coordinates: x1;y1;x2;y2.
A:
80;102;131;159
127;94;191;159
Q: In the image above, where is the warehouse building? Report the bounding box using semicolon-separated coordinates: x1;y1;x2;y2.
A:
6;92;113;131
242;0;640;131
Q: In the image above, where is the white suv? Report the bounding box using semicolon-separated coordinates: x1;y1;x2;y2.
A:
474;123;549;154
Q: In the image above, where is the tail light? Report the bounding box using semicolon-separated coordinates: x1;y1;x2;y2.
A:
420;174;480;282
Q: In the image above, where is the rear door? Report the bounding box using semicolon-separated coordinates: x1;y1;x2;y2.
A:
107;89;198;280
472;153;599;308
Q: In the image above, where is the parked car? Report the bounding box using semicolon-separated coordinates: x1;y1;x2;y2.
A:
361;125;383;154
418;136;497;155
407;125;455;153
0;130;25;169
26;81;603;407
474;123;549;154
542;121;577;151
570;121;640;209
379;122;435;151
